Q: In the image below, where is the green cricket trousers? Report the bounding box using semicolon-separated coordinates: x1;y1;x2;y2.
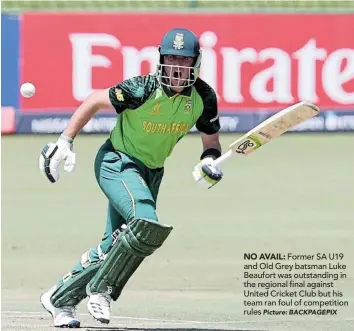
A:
52;138;164;304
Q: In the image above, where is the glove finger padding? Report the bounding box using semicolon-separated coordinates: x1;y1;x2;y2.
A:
39;143;60;183
39;141;75;183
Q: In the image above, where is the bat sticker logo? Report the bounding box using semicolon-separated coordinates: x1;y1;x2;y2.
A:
236;140;255;154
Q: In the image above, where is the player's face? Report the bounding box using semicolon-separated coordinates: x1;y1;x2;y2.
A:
163;55;195;92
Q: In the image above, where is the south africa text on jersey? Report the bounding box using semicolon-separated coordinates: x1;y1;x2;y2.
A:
142;121;191;134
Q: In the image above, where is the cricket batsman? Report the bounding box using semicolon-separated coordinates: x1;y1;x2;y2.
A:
39;27;223;328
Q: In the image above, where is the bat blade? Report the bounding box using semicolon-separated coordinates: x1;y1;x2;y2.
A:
229;101;320;156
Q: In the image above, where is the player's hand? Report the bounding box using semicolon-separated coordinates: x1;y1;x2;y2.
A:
39;134;76;183
192;157;223;189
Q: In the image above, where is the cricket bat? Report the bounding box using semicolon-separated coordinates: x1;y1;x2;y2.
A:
212;101;320;167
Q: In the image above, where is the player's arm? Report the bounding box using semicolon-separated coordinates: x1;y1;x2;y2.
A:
63;89;113;139
192;79;223;189
64;75;153;139
38;88;115;183
38;75;156;183
201;132;221;155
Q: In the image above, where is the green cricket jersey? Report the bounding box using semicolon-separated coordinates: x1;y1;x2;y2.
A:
108;74;220;169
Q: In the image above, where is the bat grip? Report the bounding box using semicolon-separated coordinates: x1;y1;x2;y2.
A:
211;149;233;168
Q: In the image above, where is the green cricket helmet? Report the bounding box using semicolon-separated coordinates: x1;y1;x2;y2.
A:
157;28;202;88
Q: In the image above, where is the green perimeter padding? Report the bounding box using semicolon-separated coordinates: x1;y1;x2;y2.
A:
51;264;100;307
88;218;173;300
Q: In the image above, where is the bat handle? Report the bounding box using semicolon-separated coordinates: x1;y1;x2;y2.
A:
211;149;233;168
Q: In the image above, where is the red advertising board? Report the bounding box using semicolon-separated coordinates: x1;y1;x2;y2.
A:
21;13;354;112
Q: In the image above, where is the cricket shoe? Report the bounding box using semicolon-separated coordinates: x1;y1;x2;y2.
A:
40;285;80;328
86;284;111;324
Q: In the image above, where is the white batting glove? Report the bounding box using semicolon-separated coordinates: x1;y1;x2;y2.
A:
192;157;223;189
39;134;76;183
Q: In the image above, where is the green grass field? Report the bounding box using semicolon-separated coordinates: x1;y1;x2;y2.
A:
3;0;354;12
2;133;354;330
